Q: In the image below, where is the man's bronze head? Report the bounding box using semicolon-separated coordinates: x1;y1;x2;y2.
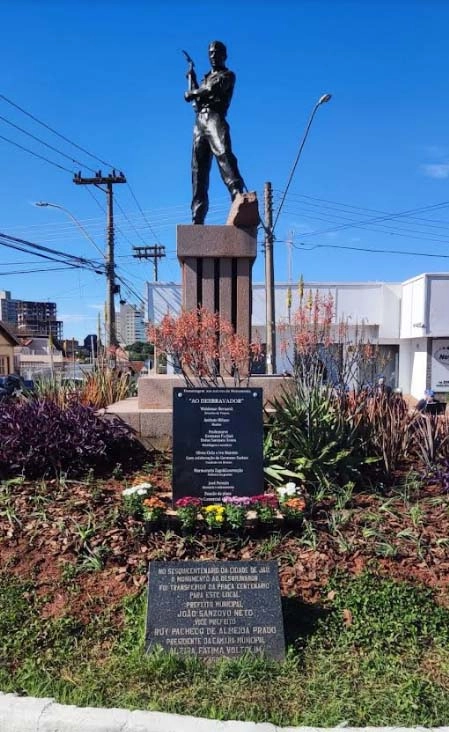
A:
209;41;227;69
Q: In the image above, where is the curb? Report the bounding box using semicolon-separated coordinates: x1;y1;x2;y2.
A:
0;694;448;732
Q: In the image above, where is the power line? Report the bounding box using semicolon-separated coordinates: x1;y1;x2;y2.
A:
279;197;449;237
280;206;449;246
126;182;163;246
0;231;105;272
294;241;449;259
0;93;118;169
115;272;146;307
0;265;78;275
0;133;73;173
5;200;229;241
0;113;96;173
0;230;104;267
0;240;103;271
114;198;146;247
275;190;449;229
1;259;57;266
282;198;449;239
274;189;449;244
84;185;106;213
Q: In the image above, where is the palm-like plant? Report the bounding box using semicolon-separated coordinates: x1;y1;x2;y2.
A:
264;379;372;496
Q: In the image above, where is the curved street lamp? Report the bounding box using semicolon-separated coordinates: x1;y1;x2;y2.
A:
34;200;117;356
273;93;332;232
34;201;104;258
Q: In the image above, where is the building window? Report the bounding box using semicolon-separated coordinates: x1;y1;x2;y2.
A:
0;356;9;375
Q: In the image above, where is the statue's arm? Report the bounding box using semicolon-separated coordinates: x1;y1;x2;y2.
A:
185;70;235;104
186;64;198;90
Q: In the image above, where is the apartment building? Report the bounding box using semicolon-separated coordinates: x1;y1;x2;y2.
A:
0;290;63;340
117;303;146;346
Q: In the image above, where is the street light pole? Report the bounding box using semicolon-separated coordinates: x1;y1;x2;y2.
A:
35;200;107;361
264;93;332;374
34;201;104;258
273;94;332;232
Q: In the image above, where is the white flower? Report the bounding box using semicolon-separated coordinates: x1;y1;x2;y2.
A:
133;482;153;491
277;486;288;498
285;482;298;496
122;482;152;498
122;487;136;497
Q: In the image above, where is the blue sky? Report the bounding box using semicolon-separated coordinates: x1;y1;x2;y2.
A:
2;0;449;340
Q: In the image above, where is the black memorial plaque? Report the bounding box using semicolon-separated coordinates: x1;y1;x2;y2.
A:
172;387;263;504
146;560;285;660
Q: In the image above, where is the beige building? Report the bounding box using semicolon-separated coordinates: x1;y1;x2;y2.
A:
15;336;64;380
0;321;19;375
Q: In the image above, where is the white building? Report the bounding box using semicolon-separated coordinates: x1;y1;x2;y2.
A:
146;273;449;399
117;303;146;346
15;336;64;379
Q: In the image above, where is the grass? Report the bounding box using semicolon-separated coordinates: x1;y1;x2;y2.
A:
1;571;449;725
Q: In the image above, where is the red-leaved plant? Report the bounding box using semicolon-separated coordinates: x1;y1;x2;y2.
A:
279;281;392;391
148;307;261;386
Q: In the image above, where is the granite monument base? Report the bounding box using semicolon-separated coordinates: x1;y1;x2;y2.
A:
177;224;256;343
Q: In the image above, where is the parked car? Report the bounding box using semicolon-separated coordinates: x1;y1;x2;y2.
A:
0;374;31;400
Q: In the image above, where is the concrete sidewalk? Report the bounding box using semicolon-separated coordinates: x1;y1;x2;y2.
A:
0;692;446;732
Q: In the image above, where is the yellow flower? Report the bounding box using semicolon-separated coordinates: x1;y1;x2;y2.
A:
205;504;225;514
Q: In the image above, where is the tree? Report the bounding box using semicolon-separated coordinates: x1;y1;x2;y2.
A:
125;341;154;361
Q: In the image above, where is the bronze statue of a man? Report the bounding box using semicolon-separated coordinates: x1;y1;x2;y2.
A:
184;41;245;225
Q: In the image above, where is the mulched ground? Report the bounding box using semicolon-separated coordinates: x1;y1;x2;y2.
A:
1;461;448;629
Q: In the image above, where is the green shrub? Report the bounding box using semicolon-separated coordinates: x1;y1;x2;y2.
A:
264;381;375;496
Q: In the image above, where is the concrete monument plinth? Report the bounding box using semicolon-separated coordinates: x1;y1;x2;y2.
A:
107;375;294;450
137;375;293;410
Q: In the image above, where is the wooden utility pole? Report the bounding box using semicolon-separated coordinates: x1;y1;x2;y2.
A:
133;244;165;374
286;230;293;326
264;181;276;374
73;170;126;349
132;245;166;281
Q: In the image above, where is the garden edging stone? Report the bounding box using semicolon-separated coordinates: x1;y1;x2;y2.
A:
0;694;447;732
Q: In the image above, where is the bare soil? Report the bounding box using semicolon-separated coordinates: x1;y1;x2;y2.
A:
1;463;448;628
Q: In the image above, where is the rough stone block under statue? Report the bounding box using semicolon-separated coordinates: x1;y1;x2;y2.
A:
226;191;260;230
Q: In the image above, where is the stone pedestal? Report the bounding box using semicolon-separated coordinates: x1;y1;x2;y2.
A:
177;225;256;342
138;375;293;410
107;223;267;449
107;375;295;450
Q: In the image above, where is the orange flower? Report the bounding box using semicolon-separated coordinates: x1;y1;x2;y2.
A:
284;497;306;512
143;497;165;510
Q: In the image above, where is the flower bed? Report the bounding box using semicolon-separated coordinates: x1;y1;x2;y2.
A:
122;481;307;534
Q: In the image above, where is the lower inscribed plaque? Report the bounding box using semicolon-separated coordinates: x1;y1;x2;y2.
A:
146;560;285;660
